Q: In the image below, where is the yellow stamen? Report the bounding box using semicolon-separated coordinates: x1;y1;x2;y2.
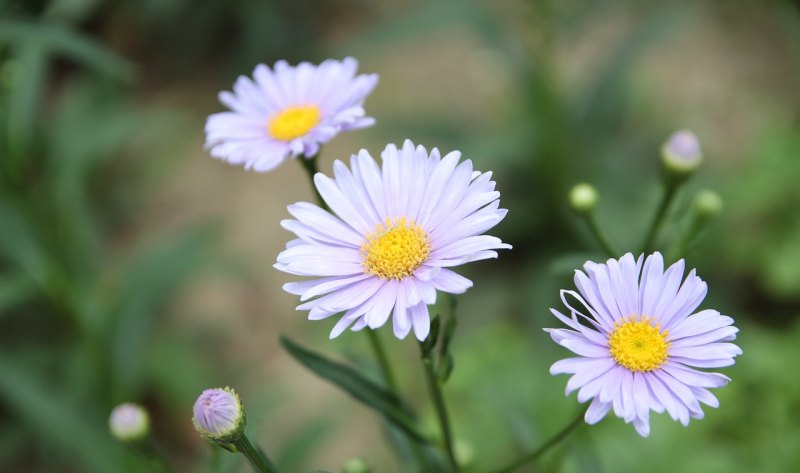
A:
608;315;670;372
362;218;430;280
267;105;321;141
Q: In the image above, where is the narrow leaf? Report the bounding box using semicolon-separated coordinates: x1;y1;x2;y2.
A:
280;336;428;443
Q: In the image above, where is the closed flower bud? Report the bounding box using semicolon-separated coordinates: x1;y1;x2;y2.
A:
342;457;370;473
109;403;150;442
692;190;723;220
661;130;702;178
569;183;598;214
193;387;245;444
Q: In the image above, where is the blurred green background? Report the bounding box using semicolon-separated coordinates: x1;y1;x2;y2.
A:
1;0;799;472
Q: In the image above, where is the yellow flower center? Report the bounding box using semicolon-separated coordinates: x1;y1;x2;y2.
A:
362;218;431;280
608;316;670;372
267;105;321;141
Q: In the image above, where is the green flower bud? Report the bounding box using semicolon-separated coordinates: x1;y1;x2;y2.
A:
692;190;723;220
193;387;246;446
109;403;150;442
342;457;370;473
569;183;599;214
661;130;702;178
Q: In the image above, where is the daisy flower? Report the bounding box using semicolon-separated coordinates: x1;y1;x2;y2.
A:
205;57;378;172
275;140;511;340
546;252;741;437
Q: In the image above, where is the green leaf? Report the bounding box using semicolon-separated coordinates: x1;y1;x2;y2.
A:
0;272;38;315
280;336;428;443
0;20;136;82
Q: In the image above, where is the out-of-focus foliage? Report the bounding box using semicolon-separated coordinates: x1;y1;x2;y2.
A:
1;0;799;472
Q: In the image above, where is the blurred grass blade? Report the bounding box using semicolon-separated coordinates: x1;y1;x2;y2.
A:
0;272;38;316
280;336;428;443
6;36;48;155
0;20;137;82
0;202;53;291
0;357;136;472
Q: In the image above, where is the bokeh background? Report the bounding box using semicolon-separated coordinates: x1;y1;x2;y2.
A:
1;0;799;472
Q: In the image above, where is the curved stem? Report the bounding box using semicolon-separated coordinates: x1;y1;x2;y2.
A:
581;212;618;258
233;433;279;473
420;345;459;472
641;181;678;254
492;409;585;473
298;154;328;210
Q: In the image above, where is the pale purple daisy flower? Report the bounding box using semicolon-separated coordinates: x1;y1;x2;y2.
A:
205;57;378;172
275;140;511;340
546;252;741;437
193;387;245;441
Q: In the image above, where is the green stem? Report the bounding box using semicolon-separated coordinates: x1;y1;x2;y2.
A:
298;154;328;210
233;433;279;473
640;181;679;254
366;329;398;392
420;346;459;472
492;409;585;473
581;212;618;258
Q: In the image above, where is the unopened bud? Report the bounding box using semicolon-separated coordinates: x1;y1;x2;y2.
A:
109;403;150;442
193;387;245;445
692;190;722;220
342;457;370;473
661;130;702;178
569;183;598;214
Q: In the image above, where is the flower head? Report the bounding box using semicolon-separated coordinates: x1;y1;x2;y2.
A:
205;57;378;172
109;403;150;442
276;140;511;340
546;252;741;437
193;387;245;443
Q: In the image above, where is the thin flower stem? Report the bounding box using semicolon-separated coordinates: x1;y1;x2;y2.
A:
581;212;618;258
367;329;399;392
492;409;585;473
298;154;328;210
420;346;459;473
641;181;679;254
233;433;279;473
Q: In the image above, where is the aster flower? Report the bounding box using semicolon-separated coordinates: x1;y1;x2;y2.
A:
109;403;150;442
275;140;511;340
546;252;741;437
205;57;378;172
193;387;245;443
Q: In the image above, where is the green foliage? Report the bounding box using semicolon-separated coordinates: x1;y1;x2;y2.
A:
281;336;428;444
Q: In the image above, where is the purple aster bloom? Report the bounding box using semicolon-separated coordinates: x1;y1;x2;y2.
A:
546;252;741;437
205;57;378;172
275;140;511;341
193;387;244;440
